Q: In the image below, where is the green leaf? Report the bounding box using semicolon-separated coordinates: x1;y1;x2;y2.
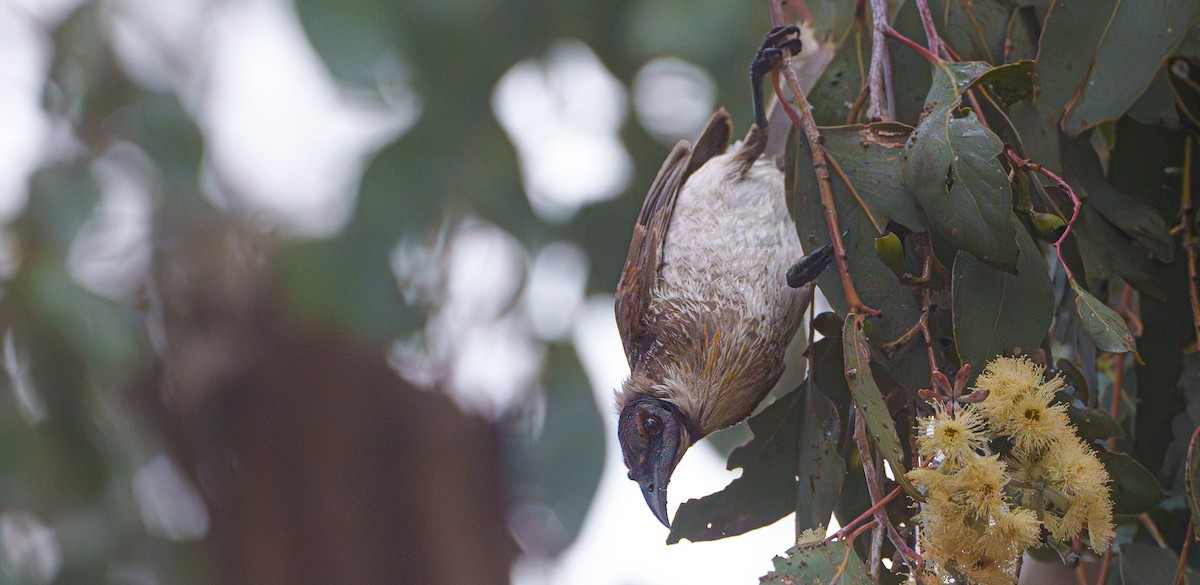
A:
819;123;928;230
952;228;1054;378
1187;424;1200;538
790;129;923;343
1068;406;1125;441
1037;0;1200;135
1094;449;1166;515
761;539;872;584
1061;134;1174;262
903;63;1020;271
842;314;920;498
1107;543;1200;584
930;0;1016;63
667;383;845;544
970;60;1036;105
1071;279;1137;353
796;384;847;535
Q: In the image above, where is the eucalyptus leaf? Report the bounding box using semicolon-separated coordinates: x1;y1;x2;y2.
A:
903;62;1019;271
761;539;872;584
843;314;920;498
1108;543;1200;584
1070;279;1136;353
952;228;1053;378
668;383;844;543
1095;449;1166;515
1037;0;1200;134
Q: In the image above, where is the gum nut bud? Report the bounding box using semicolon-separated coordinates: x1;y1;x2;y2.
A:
813;311;842;338
1030;211;1067;241
874;232;904;272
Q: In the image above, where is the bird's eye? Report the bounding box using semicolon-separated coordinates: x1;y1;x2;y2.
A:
642;414;663;436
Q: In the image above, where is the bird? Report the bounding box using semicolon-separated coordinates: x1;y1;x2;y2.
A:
615;25;833;528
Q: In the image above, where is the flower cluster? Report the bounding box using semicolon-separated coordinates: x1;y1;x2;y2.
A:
907;356;1115;585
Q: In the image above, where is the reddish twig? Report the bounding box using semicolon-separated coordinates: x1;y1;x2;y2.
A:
884;25;941;65
1175;519;1193;585
829;485;904;541
913;0;943;57
1096;544;1113;585
1182;136;1200;346
771;48;881;316
1004;146;1082;281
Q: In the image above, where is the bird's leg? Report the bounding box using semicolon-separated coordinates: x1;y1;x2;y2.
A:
750;25;802;129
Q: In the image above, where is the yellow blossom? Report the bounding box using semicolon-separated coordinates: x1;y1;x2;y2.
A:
916;404;988;465
996;395;1073;454
974;356;1064;421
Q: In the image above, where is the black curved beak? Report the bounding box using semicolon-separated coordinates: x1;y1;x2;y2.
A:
635;461;673;528
787;243;834;288
618;397;692;528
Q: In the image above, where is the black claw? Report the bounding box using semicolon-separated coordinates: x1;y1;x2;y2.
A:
787;243;834;288
750;25;803;129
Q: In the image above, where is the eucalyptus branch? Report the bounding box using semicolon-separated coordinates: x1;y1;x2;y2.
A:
853;413;886;579
1181;135;1200;346
771;51;881;315
884;25;941;65
1004;146;1082;281
867;0;892;120
913;0;943;57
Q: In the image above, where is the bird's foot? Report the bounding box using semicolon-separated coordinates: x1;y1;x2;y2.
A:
750;25;803;129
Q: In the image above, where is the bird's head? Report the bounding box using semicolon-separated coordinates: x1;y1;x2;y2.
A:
618;393;693;528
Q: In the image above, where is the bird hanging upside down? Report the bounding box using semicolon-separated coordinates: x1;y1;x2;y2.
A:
615;25;833;528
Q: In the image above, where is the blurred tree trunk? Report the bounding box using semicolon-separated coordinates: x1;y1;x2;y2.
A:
143;218;517;585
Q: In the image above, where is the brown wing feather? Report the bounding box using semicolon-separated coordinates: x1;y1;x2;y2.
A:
614;110;733;369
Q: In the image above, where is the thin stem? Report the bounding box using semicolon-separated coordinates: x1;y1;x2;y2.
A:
1175;519;1193;585
1096;545;1113;585
854;412;888;577
884;25;941;65
913;0;943;57
1004;146;1082;281
826;152;883;234
867;0;891;120
1141;513;1170;549
773;53;881;316
1182;135;1200;345
829;485;904;541
1075;563;1089;585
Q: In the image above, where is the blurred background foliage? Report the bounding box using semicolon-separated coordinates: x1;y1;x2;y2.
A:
0;0;788;583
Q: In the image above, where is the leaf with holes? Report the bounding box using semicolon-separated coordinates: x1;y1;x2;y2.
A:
903;62;1019;271
668;383;844;544
761;539;872;584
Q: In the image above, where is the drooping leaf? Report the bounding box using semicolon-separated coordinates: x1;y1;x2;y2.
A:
843;314;920;498
1068;406;1125;441
1094;449;1166;514
1036;0;1200;135
1108;543;1200;584
1070;279;1136;353
795;384;847;535
903;62;1020;271
668;383;845;543
760;539;872;585
1060;134;1174;262
952;228;1054;378
930;0;1016;63
970;60;1035;105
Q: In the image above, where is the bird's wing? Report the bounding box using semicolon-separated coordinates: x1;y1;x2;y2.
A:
615;109;732;369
